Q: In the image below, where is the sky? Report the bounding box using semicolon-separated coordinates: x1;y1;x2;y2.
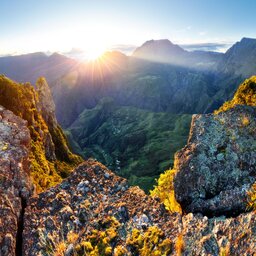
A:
1;0;256;58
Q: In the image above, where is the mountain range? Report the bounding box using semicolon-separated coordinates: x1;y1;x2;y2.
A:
1;37;256;190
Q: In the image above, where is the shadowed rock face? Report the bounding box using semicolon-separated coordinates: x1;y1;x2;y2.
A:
0;106;33;256
174;105;256;216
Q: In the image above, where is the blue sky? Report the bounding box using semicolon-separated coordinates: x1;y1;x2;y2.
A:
1;0;256;56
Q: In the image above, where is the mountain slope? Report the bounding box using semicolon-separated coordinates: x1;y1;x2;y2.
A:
133;39;186;64
0;38;254;129
53;59;217;128
0;52;76;84
217;37;256;77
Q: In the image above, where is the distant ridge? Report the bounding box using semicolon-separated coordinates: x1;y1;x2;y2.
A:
217;37;256;77
132;39;222;68
0;52;76;84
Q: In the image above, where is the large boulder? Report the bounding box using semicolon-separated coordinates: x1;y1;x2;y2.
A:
174;105;256;216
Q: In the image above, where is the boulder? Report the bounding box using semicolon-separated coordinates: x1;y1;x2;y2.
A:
174;105;256;216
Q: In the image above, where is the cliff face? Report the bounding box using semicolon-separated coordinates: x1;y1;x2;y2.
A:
0;106;33;256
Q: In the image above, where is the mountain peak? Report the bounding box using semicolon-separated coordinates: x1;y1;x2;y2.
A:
218;37;256;77
240;37;256;43
142;39;175;46
132;38;185;64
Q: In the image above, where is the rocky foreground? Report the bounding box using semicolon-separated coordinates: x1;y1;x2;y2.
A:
22;159;256;256
22;110;256;256
0;76;255;255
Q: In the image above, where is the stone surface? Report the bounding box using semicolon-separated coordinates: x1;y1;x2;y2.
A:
181;212;256;256
23;160;181;255
174;105;256;216
23;160;256;255
0;106;33;255
36;77;58;129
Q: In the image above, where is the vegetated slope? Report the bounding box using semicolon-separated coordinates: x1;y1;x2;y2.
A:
0;76;255;255
0;75;82;192
66;98;191;191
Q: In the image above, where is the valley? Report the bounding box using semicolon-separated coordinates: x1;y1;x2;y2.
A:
0;38;255;191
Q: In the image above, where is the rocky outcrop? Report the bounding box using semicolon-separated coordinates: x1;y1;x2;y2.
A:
0;106;33;255
0;75;82;192
23;160;256;255
36;76;82;165
36;77;57;162
174;105;256;216
36;77;58;129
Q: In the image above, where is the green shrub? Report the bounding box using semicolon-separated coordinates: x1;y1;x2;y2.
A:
215;76;256;114
150;169;181;213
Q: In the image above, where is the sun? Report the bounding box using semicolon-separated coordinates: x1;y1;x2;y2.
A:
85;45;106;61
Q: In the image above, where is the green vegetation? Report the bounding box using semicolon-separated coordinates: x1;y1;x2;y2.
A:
215;75;256;114
248;183;256;211
150;169;181;213
67;98;191;192
0;75;82;192
75;217;121;256
127;226;172;256
45;217;172;256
